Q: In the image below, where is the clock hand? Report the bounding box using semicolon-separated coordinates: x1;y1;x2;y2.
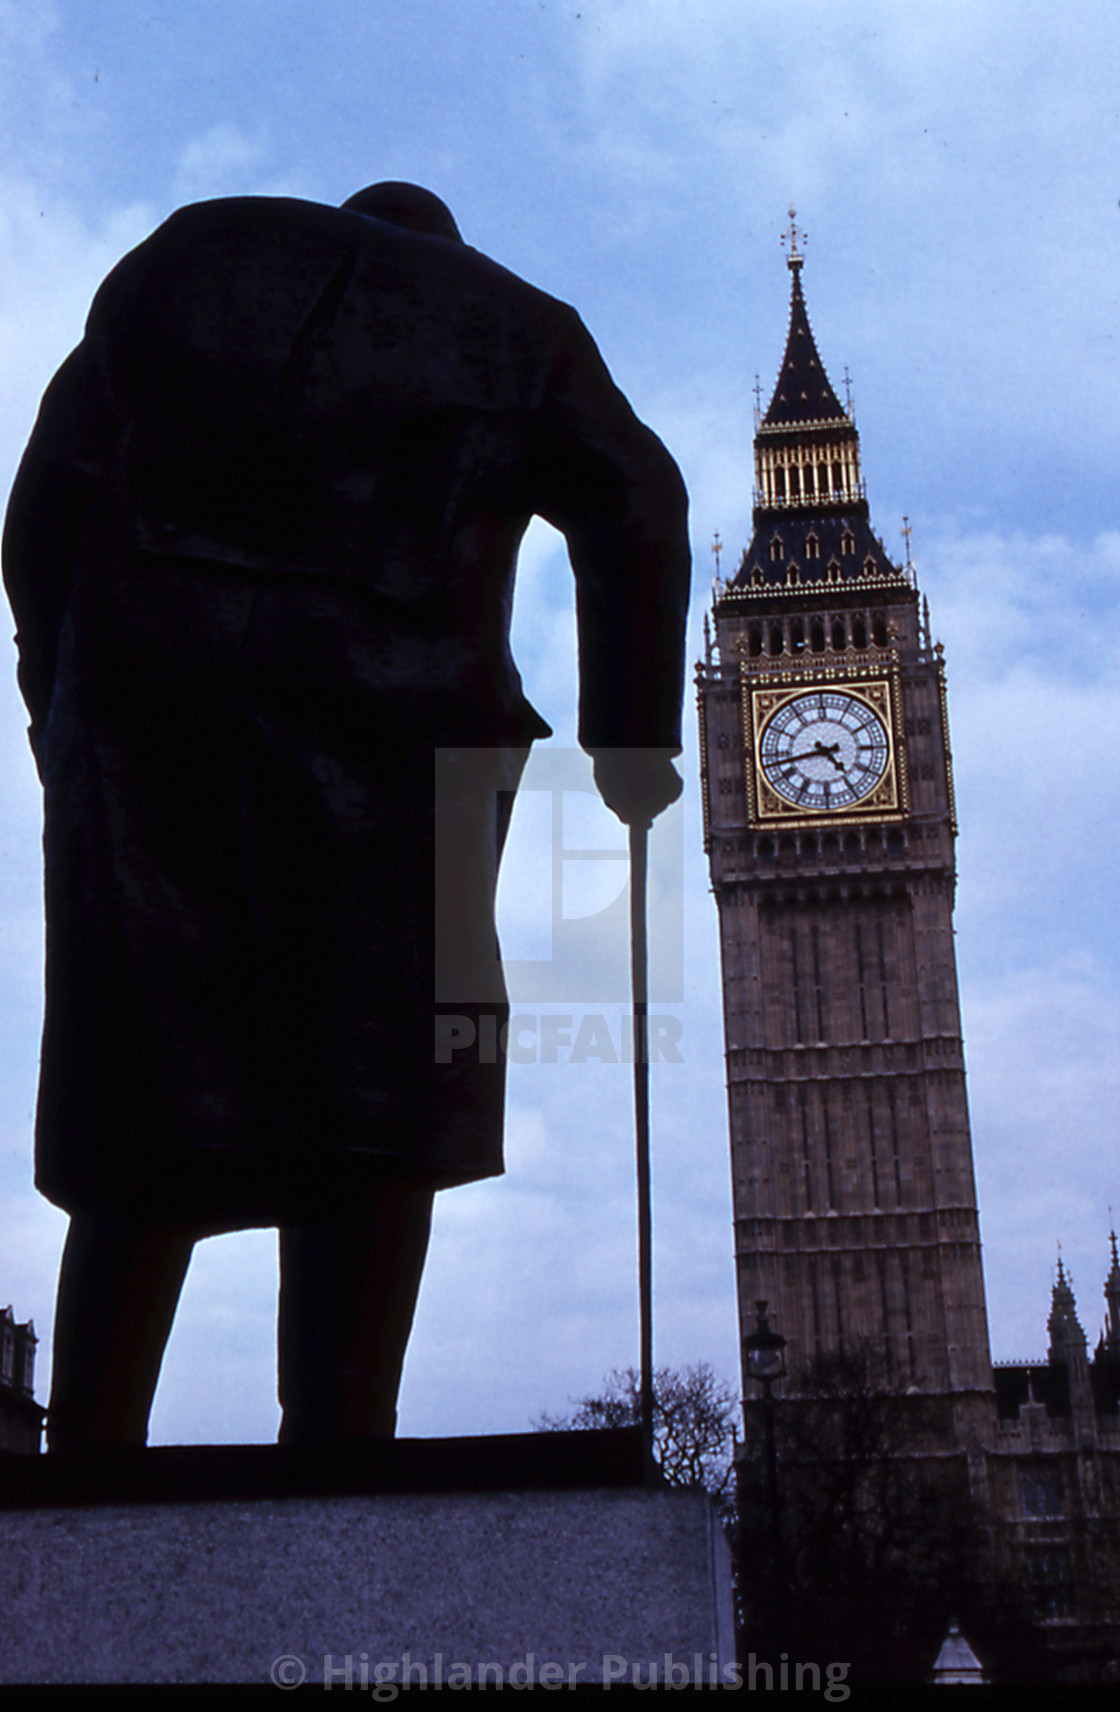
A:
783;742;848;772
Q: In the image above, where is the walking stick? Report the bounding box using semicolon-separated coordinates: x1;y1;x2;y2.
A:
629;820;654;1451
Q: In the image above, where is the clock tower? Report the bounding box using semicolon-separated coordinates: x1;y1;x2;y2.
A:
698;221;993;1436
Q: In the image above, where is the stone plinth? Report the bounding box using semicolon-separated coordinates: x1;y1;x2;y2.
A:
0;1430;735;1687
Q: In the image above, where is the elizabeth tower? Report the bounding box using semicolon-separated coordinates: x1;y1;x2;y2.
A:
698;225;993;1433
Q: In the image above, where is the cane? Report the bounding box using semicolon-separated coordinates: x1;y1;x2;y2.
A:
629;820;654;1451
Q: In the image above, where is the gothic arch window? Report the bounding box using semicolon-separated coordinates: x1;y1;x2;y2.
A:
831;461;843;493
852;616;868;649
789;617;805;653
1020;1466;1065;1519
769;536;784;562
748;622;764;657
817;462;829;497
855;925;871;1040
862;555;877;576
789;465;801;498
810;617;826;652
878;921;893;1042
831;617;847;651
774;466;787;500
871;611;889;647
768;624;784;656
899;1250;917;1374
823;1101;838;1211
877;1251;893;1372
799;1084;813;1209
810;924;826;1041
831;1252;844;1338
805;533;820;561
841;530;855;556
789;926;804;1043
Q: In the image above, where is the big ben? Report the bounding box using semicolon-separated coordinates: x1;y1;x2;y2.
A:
698;220;994;1434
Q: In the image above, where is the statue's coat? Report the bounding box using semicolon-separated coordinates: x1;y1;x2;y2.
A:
3;196;690;1227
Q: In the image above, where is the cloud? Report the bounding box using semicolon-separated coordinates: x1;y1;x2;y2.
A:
172;124;271;205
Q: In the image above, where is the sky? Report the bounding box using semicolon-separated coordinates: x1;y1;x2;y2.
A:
0;0;1118;1445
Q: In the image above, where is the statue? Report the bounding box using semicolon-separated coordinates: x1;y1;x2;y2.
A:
2;183;690;1450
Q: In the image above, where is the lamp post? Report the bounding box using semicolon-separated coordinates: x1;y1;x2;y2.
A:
744;1300;788;1655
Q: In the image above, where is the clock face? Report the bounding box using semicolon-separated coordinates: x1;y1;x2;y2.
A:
758;690;891;811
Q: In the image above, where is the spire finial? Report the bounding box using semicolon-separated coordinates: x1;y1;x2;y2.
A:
711;530;723;579
901;516;915;583
782;205;806;274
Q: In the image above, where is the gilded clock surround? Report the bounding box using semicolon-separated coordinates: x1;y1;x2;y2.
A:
743;671;907;828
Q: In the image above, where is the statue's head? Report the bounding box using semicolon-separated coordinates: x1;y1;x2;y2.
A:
341;182;463;243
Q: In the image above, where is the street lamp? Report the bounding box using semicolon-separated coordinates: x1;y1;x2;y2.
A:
744;1299;787;1389
744;1300;788;1654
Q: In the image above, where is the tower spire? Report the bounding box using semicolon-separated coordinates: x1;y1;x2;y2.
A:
762;226;846;429
1049;1250;1088;1368
1101;1223;1120;1358
732;217;903;587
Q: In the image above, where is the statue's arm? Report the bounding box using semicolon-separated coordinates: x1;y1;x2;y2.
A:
2;342;115;762
532;308;691;821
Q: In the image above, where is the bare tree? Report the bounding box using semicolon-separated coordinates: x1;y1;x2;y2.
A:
535;1362;738;1499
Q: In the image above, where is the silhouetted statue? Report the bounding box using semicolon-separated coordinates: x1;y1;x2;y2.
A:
2;183;690;1449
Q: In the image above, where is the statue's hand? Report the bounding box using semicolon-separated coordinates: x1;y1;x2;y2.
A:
589;748;683;828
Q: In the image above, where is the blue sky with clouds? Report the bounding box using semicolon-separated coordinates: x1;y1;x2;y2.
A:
1;0;1118;1443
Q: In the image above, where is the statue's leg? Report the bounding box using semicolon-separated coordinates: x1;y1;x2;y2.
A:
277;1178;434;1443
47;1214;196;1451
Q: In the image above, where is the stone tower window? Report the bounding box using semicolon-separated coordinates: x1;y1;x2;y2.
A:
841;530;855;555
805;533;820;560
770;536;784;561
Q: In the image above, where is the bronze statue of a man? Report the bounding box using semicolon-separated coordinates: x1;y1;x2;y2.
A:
2;183;690;1449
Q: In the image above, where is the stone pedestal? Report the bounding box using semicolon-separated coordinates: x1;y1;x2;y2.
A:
0;1430;735;1687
